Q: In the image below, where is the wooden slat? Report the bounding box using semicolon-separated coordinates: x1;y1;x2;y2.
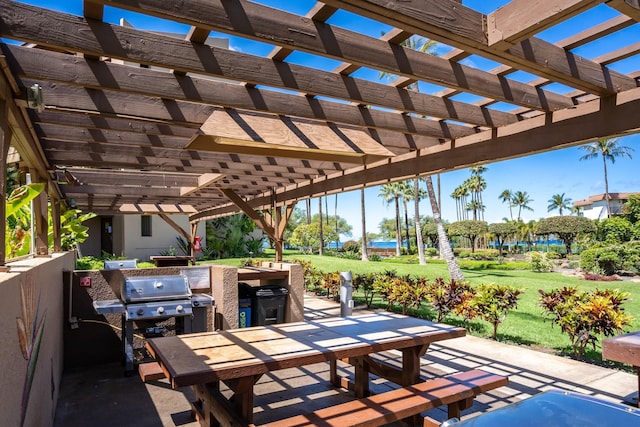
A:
0;28;518;129
556;15;635;50
321;0;635;95
607;0;640;22
486;0;602;49
593;41;640;65
191;87;640;220
69;0;575;111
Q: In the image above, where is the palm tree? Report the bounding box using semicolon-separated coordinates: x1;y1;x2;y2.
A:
317;197;324;256
512;191;534;221
579;138;634;218
379;182;403;256
379;34;463;280
414;178;425;265
425;175;464;280
547;193;572;215
399;180;413;253
499;189;514;220
571;205;584;216
360;188;368;261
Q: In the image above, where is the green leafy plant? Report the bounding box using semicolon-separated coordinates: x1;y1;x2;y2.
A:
527;251;553;272
469;283;523;339
539;287;634;357
425;277;475;322
352;272;377;308
5;183;44;258
49;208;96;251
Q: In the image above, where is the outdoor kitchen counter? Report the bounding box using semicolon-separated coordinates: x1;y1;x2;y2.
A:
146;312;465;426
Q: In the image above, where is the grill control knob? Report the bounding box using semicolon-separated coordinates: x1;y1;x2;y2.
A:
176;305;184;312
157;306;165;314
137;308;145;316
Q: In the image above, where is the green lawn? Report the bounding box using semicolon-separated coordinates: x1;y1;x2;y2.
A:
202;252;640;362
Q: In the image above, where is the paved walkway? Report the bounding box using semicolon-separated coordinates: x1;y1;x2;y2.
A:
54;294;638;426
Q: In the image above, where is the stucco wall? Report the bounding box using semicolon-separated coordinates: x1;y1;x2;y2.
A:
121;215;205;262
0;252;75;427
78;214;205;261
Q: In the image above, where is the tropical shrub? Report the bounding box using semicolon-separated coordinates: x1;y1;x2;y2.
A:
468;283;524;339
372;269;399;310
426;247;438;257
425;277;474;322
341;240;360;254
580;242;640;276
384;275;429;315
368;253;382;262
527;251;553;272
539;287;634;357
596;217;634;243
319;271;342;300
352;272;376;308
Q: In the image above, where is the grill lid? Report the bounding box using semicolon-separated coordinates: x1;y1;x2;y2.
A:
122;275;191;303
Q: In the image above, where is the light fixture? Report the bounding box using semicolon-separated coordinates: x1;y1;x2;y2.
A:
68;199;77;209
27;84;45;112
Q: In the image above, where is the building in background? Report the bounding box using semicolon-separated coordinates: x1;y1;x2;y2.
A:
573;192;639;220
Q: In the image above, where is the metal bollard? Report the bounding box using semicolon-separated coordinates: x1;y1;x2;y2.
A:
340;271;354;317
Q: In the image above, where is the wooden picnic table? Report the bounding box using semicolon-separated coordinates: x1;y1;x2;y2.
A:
146;312;465;426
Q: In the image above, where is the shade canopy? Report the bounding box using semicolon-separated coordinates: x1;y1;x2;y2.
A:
0;0;638;220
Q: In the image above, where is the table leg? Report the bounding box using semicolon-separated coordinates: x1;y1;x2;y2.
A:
225;375;260;422
353;356;370;398
401;345;425;386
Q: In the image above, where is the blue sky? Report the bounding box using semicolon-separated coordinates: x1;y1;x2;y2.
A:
8;1;640;238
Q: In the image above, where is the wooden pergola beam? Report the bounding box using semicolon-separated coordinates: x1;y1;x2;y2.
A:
47;0;576;112
321;0;635;95
191;87;640;221
607;0;640;22
486;0;602;49
0;31;518;129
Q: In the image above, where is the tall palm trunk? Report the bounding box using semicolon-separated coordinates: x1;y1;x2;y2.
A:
603;156;611;217
394;196;401;257
318;197;324;256
306;199;311;224
425;175;464;280
415;178;426;265
361;188;368;261
402;196;411;253
335;194;339;249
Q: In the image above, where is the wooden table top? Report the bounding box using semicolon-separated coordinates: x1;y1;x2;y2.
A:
147;312;465;388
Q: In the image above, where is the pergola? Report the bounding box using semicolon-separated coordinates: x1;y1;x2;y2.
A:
1;0;639;265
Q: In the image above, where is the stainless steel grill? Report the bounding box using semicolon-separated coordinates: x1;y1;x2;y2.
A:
93;274;213;374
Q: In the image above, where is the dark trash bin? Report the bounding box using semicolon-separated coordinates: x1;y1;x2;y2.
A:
253;285;288;326
238;282;253;328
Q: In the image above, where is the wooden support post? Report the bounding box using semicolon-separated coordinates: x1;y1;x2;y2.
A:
190;221;198;263
31;170;49;256
51;194;62;252
0;98;10;270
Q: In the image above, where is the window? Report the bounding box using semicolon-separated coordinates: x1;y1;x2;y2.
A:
141;215;152;236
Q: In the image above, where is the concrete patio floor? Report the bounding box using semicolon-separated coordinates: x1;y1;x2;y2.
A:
53;294;638;426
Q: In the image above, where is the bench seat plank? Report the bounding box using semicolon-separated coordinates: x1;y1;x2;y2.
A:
257;369;507;427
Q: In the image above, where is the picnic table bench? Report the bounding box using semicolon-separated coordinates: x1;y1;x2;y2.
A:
147;313;506;426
